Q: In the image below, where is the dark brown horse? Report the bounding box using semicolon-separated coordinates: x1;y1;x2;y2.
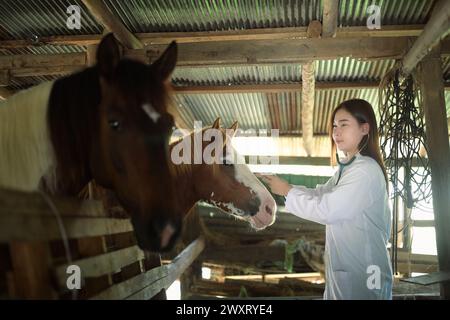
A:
0;33;180;252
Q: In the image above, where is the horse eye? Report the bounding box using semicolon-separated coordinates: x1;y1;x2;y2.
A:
108;120;122;131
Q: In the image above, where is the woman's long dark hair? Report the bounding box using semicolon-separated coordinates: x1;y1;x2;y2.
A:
329;99;388;186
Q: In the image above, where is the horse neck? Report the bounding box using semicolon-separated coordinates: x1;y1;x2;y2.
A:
46;67;100;195
171;160;200;215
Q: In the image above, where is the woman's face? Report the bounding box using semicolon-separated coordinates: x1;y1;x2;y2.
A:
332;108;369;155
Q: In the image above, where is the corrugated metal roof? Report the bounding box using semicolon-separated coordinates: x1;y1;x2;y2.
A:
1;0;447;134
102;0;435;32
103;0;323;33
338;0;434;26
0;0;102;40
174;87;383;134
172;58;396;86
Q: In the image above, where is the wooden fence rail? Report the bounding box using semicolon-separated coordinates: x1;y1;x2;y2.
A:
0;188;204;299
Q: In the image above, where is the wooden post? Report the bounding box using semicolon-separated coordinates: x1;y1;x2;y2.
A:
81;0;143;49
322;0;339;38
9;242;56;299
418;46;450;299
179;208;203;299
301;21;321;156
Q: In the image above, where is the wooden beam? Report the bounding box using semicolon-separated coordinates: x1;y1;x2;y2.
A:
0;52;85;78
301;21;321;157
3;36;450;77
54;245;145;288
0;25;426;49
174;82;380;94
0;188;105;218
0;37;416;77
419;46;450;299
322;0;339;38
80;0;143;49
144;37;412;66
0;52;85;69
0;69;10;86
402;0;450;75
92;237;205;300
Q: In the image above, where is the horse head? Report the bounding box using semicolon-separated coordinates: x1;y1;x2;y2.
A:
191;118;277;229
91;34;181;252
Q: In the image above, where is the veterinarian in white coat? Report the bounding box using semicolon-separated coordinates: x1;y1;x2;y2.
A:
259;99;393;300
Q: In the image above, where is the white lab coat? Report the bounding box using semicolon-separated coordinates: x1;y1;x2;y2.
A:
285;153;393;300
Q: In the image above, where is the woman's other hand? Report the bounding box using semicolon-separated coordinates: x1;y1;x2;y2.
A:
256;174;293;196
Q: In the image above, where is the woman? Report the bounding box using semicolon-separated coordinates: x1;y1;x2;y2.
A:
259;99;393;300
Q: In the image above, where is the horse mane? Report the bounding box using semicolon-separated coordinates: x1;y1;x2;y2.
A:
0;81;55;191
47;66;101;194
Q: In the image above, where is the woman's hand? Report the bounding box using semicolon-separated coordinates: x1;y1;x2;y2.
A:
256;174;293;196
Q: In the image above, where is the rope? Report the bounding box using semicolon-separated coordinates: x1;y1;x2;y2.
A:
39;191;78;300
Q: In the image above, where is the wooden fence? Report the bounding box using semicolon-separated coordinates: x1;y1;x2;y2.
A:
0;187;204;299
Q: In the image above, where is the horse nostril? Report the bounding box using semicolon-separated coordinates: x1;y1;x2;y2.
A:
265;205;273;216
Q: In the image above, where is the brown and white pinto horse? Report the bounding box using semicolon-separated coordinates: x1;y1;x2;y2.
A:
170;118;277;231
0;33;180;252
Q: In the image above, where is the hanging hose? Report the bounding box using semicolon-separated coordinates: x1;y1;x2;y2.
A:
378;66;432;275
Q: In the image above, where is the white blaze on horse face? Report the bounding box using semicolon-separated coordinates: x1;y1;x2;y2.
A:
142;103;161;123
227;144;277;230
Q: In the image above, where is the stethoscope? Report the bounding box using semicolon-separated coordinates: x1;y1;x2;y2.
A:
335;153;357;185
335;133;369;185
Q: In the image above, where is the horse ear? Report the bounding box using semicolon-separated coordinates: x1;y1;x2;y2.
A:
151;41;178;82
96;33;124;80
212;117;221;129
229;121;238;134
225;121;238;140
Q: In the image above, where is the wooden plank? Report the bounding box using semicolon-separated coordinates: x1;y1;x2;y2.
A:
401;271;450;286
126;237;205;300
0;25;426;49
81;0;143;49
0;188;105;218
144;251;167;300
0;216;133;242
90;265;168;300
419;46;450;299
174;82;380;94
11;65;82;77
0;69;10;86
200;244;287;266
0;52;85;69
0;37;415;74
402;0;450;75
144;37;412;66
